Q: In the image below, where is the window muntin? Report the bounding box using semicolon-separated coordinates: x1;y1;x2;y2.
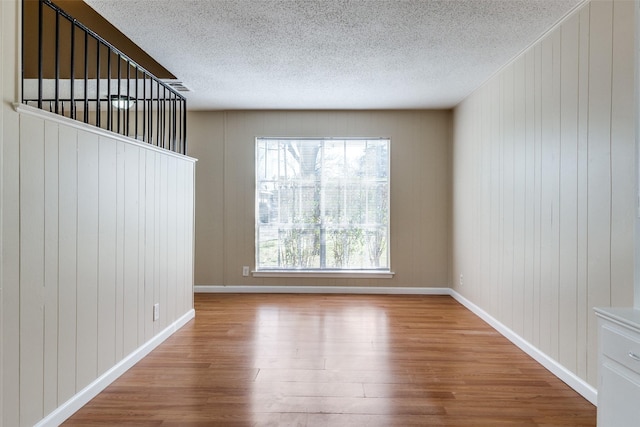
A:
256;138;390;271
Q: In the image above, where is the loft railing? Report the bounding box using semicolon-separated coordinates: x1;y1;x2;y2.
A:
22;0;187;154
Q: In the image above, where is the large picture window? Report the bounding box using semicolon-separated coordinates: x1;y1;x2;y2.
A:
256;137;390;271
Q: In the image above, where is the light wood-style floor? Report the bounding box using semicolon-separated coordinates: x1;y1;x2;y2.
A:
65;294;596;426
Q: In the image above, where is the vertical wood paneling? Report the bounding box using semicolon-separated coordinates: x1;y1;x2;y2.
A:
523;49;536;343
154;151;162;335
2;105;21;427
115;141;126;360
144;151;156;341
98;137;117;375
57;125;78;403
559;13;580;372
513;56;526;337
586;0;613;385
610;0;635;307
76;130;100;390
137;150;146;346
158;154;169;330
533;43;543;348
43;121;59;415
123;144;140;355
502;64;515;327
176;160;186;315
452;0;634;388
19;114;45;426
10;101;194;426
576;4;591;380
167;157;178;322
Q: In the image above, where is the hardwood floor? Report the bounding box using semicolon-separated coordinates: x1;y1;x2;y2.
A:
64;294;596;426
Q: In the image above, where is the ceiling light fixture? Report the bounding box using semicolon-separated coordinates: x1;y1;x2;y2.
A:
110;94;135;110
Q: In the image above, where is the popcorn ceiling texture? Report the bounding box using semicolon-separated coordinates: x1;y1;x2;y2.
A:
86;0;584;110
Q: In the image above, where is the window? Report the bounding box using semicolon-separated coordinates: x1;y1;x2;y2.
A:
256;137;390;272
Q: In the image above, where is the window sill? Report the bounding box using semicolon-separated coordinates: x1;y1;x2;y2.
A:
252;270;395;279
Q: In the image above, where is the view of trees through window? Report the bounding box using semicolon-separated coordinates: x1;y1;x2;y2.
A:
256;137;390;271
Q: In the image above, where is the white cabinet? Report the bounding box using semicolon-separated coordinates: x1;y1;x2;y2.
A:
595;308;640;427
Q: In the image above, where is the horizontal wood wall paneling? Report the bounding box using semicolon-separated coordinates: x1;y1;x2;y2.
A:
19;113;46;427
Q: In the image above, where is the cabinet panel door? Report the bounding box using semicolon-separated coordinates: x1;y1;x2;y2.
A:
598;362;640;427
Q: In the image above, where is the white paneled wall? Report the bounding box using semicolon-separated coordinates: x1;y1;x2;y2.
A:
13;109;195;426
452;0;635;387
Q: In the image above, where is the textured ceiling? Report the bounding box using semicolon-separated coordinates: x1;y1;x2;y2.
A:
85;0;585;110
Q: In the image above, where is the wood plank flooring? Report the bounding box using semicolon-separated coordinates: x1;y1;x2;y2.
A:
64;294;596;426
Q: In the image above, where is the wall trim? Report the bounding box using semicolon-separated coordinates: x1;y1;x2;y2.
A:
34;309;196;427
449;289;598;406
195;284;598;405
194;285;450;295
14;103;197;163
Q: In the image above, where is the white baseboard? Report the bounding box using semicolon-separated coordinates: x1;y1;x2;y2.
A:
35;309;196;427
195;285;451;295
448;289;598;406
195;284;597;405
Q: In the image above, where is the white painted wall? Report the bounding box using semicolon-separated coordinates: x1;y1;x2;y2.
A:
188;110;452;288
1;2;196;425
451;0;636;387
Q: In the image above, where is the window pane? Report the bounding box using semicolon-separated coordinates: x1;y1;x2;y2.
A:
256;137;390;271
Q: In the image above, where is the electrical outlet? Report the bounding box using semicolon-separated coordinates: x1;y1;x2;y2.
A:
242;266;250;276
459;274;464;286
153;303;160;321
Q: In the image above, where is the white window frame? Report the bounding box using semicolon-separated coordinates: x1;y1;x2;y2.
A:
254;137;393;278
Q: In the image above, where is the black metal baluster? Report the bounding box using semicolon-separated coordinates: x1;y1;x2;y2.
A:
156;80;160;147
126;60;131;137
143;71;147;144
135;66;139;140
148;77;153;146
172;94;177;152
96;38;101;128
70;19;75;119
107;50;112;131
83;29;88;122
117;53;122;134
37;0;43;109
54;8;60;114
181;99;187;155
